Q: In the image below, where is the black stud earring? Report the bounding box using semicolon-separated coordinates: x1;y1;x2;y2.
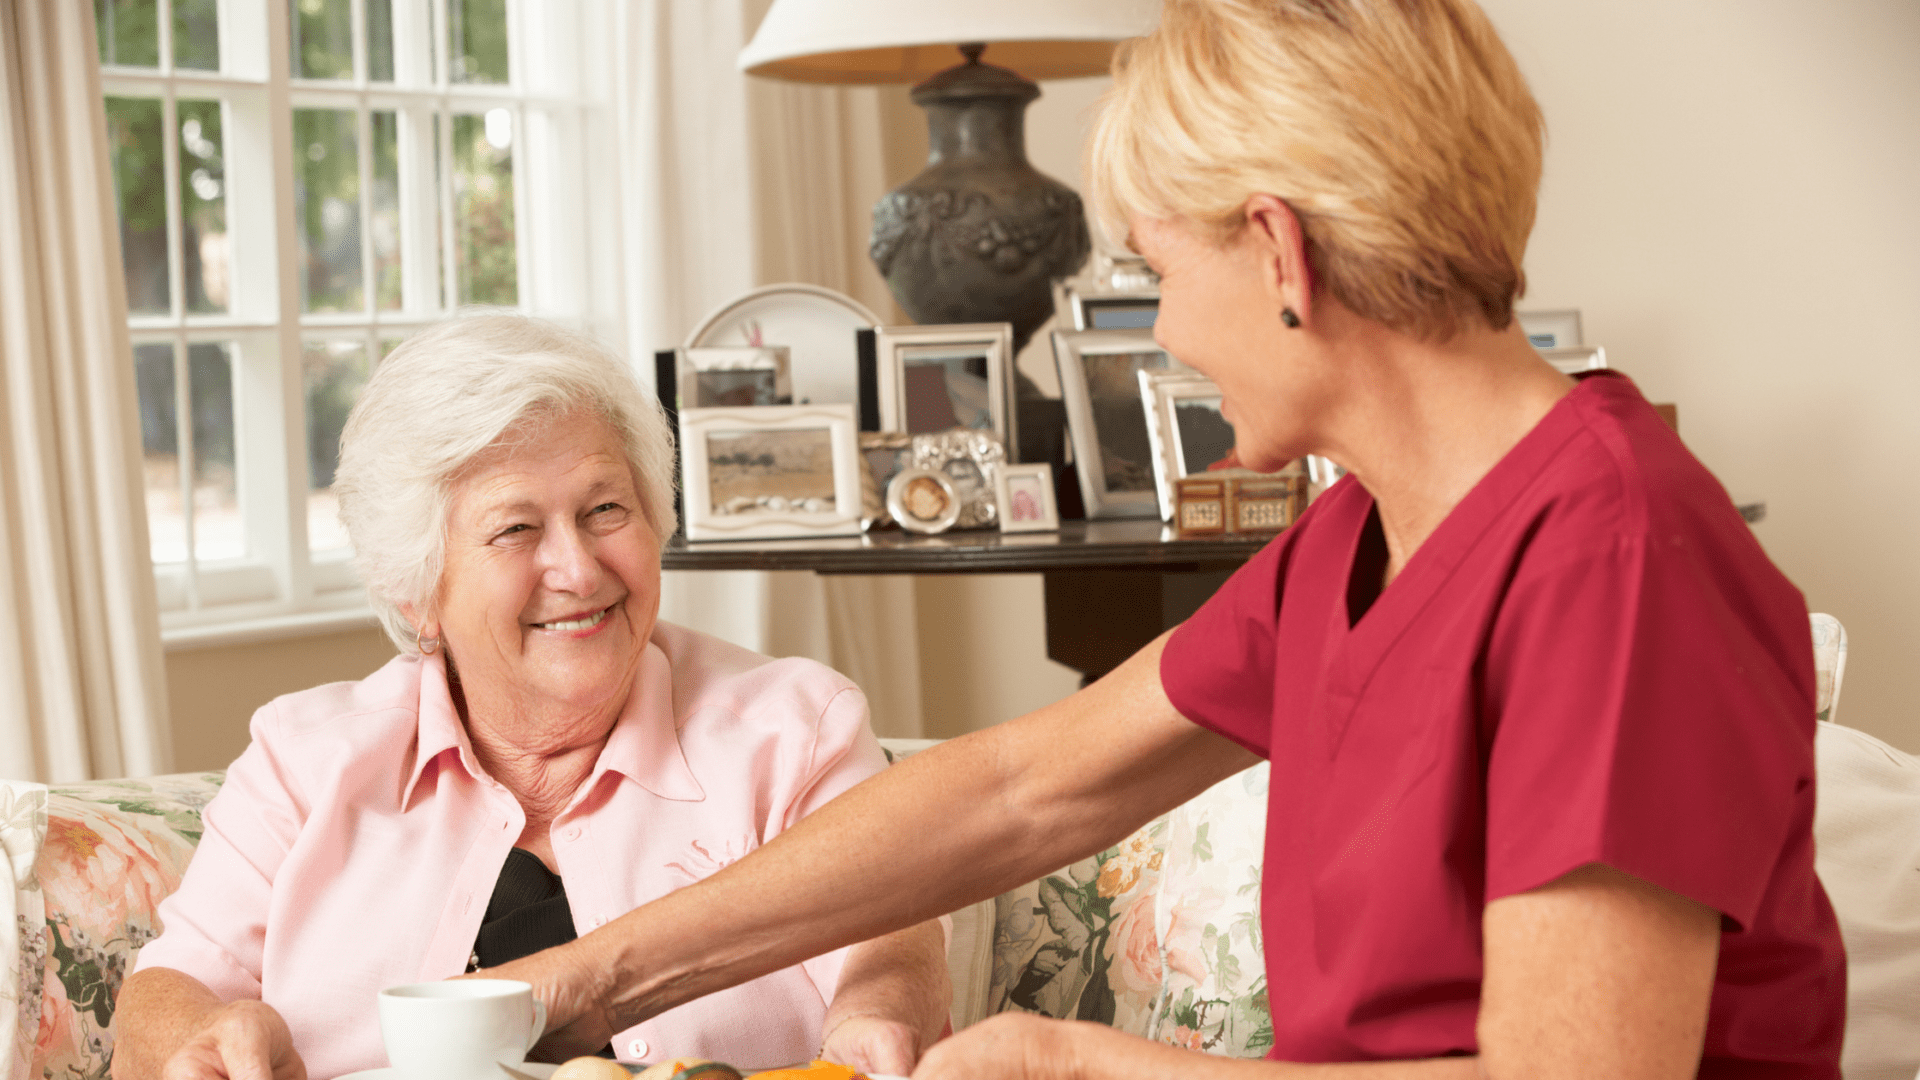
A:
1281;307;1301;329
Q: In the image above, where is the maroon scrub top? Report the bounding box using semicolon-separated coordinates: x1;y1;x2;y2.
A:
1161;372;1845;1076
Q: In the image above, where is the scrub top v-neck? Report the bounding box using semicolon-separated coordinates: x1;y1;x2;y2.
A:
1161;372;1845;1076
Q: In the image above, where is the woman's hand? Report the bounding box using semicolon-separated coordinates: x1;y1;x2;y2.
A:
463;940;618;1062
911;1014;1086;1080
820;1015;922;1076
154;1000;304;1080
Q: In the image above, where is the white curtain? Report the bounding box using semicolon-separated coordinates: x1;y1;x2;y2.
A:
605;0;925;737
0;1;172;780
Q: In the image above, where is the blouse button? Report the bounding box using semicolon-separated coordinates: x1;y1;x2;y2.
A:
564;825;582;842
627;1038;648;1059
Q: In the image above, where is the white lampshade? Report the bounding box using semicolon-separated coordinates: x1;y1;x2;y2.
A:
740;0;1158;84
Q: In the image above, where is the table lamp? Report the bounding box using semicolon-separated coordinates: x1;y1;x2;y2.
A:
740;1;1157;354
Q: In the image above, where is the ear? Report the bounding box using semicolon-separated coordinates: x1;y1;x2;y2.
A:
1242;195;1316;325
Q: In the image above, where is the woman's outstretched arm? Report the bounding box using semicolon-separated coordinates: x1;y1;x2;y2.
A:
488;631;1260;1059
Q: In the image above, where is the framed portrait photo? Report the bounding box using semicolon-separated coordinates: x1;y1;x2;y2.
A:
1053;328;1189;519
1139;369;1238;522
870;323;1015;452
679;404;862;542
677;346;793;409
887;467;962;535
1518;309;1584;351
1540;345;1608;375
996;463;1060;533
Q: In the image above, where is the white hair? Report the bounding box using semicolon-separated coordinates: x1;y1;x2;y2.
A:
334;314;677;654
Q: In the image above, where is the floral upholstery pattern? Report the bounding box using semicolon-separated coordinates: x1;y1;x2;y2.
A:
28;775;222;1080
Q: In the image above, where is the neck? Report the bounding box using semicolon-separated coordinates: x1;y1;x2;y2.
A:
1310;309;1574;583
452;674;621;831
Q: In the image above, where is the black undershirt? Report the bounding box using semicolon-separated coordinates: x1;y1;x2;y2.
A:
472;848;616;1058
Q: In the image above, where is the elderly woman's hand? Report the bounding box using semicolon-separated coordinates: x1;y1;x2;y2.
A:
819;1015;922;1076
159;1001;306;1080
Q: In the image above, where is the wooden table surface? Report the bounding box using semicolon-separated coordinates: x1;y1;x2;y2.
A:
661;518;1274;575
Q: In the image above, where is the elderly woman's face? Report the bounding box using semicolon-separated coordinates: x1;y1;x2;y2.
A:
430;413;659;726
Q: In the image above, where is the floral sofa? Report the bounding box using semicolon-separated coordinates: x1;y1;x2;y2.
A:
2;614;1912;1080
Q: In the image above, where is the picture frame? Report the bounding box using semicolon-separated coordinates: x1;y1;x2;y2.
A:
678;404;863;542
1139;369;1236;522
1053;328;1189;519
870;323;1015;453
908;428;1006;530
677;346;792;408
1541;345;1608;375
887;468;962;534
996;463;1060;533
1518;309;1583;351
858;431;913;530
1052;279;1160;331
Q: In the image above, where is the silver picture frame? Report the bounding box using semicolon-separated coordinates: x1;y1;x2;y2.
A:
1518;309;1584;351
1541;345;1608;375
995;462;1060;534
679;404;863;542
873;323;1015;453
1053;327;1189;520
1139;369;1234;522
1052;279;1161;331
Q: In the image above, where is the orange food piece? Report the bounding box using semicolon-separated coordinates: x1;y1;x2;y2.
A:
749;1063;867;1080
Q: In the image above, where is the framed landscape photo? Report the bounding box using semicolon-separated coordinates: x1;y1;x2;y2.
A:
1053;328;1188;519
678;346;793;408
1053;280;1160;331
871;323;1015;452
679;404;862;541
1140;369;1237;522
1518;309;1584;351
996;463;1060;533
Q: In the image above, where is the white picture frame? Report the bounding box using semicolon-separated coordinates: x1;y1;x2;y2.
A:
1139;369;1235;522
679;404;863;542
873;323;1015;452
1053;328;1189;520
1541;345;1608;375
995;463;1060;533
1518;309;1584;351
678;346;792;408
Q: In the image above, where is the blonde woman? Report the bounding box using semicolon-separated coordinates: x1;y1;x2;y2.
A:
485;2;1844;1076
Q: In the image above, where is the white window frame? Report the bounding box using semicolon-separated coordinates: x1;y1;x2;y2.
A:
101;0;595;648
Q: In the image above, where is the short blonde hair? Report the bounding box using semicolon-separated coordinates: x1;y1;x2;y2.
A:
1089;0;1544;340
333;315;677;654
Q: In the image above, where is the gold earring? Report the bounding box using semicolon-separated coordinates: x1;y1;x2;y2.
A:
419;636;440;655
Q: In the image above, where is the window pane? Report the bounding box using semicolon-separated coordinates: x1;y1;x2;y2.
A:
190;343;243;561
295;108;363;312
371;111;401;310
178;100;229;314
290;0;353;80
105;96;170;316
95;0;159;68
304;340;369;553
367;0;395;82
173;0;220;70
449;0;509;84
452;111;515;306
134;343;186;564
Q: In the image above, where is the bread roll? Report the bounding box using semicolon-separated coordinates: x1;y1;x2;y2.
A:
551;1058;633;1080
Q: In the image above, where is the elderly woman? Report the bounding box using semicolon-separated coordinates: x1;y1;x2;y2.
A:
111;317;950;1080
477;2;1846;1078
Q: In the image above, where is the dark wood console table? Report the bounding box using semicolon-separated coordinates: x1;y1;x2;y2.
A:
662;520;1271;683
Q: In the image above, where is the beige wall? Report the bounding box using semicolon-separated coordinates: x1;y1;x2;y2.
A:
1477;0;1920;749
166;628;395;772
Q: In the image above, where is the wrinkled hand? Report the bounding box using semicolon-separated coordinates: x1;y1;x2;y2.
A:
159;1000;305;1080
461;942;616;1063
912;1013;1086;1080
820;1015;924;1076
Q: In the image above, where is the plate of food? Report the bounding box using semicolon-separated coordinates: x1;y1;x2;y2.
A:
684;284;880;408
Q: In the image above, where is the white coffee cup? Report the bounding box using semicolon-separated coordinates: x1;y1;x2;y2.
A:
378;980;547;1080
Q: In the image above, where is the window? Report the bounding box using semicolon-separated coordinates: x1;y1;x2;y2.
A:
98;0;592;639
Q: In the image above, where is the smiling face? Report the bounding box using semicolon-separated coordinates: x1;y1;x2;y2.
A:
1132;215;1337;473
423;411;660;742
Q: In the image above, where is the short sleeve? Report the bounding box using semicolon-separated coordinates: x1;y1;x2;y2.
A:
1160;528;1301;759
133;703;305;998
1482;532;1815;930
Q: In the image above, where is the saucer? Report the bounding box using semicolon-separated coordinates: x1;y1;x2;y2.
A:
336;1064;558;1080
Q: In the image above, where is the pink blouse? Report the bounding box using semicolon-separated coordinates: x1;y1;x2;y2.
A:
136;621;890;1079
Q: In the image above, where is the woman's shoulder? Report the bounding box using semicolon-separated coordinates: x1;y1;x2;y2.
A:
250;652;428;744
649;620;860;725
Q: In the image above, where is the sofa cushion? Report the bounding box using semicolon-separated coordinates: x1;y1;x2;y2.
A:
0;782;48;1080
30;774;222;1080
